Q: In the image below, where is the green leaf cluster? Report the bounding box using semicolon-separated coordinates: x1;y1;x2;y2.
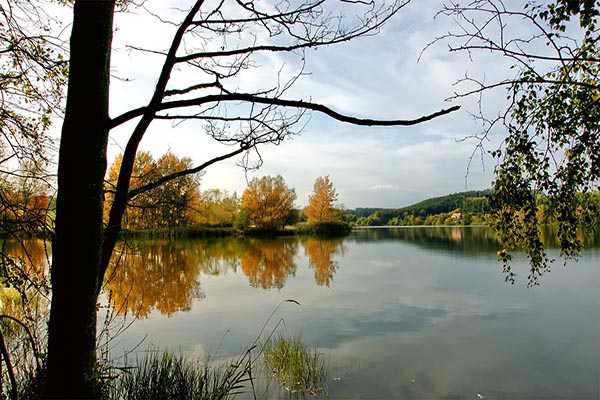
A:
490;0;600;285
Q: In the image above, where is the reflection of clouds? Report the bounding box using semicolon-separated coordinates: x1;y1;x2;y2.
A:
334;240;526;317
297;304;450;350
327;311;599;400
353;305;447;335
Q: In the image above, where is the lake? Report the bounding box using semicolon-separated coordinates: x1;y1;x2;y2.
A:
100;226;600;399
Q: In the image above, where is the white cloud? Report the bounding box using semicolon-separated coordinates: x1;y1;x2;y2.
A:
368;184;399;191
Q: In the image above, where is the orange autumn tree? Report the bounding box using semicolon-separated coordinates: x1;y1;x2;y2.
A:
304;175;338;224
241;175;296;230
105;151;202;230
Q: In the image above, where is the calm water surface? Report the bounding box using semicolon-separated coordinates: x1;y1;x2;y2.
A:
102;227;600;399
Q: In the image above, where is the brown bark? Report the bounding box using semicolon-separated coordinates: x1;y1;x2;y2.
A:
43;1;115;398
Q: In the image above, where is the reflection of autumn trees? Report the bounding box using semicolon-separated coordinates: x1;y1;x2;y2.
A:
303;237;345;287
187;237;246;276
0;239;50;361
104;240;206;318
1;239;49;282
104;238;257;317
240;238;298;289
0;239;50;330
103;236;350;316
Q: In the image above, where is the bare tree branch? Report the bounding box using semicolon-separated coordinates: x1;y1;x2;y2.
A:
111;93;460;128
127;146;247;198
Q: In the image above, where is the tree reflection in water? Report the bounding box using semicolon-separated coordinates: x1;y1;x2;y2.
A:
0;238;50;335
302;237;345;287
240;238;298;289
104;240;205;318
102;236;347;317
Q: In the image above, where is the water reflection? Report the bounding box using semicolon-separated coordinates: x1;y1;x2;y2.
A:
103;237;303;316
0;239;50;373
351;225;600;252
95;228;600;399
351;226;502;254
105;240;205;317
97;226;600;318
103;235;350;317
302;237;345;287
240;238;298;289
0;238;50;279
4;228;599;399
0;239;50;320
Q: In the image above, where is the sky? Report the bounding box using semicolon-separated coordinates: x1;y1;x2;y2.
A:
54;1;521;209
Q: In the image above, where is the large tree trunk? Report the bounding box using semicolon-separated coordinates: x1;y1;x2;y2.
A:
43;1;115;398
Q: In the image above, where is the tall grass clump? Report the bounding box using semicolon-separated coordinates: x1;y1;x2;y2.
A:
262;332;328;398
106;350;253;400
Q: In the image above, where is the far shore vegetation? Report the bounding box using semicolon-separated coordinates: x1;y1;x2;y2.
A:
3;146;598;244
4;180;600;241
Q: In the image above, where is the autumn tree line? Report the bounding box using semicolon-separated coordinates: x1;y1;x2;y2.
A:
104;151;346;235
6;159;600;238
1;151;345;237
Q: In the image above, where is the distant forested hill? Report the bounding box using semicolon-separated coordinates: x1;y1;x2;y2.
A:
346;189;492;226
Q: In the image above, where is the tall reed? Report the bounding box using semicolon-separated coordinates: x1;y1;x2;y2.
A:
261;332;328;398
106;349;253;400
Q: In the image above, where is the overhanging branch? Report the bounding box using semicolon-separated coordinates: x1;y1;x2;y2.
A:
127;145;248;199
110;93;460;129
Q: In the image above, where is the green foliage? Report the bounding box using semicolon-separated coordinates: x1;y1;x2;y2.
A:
352;190;491;226
0;0;67;175
439;0;600;284
346;207;392;218
285;208;301;226
304;221;352;236
490;1;600;284
193;189;240;227
233;209;252;233
393;190;491;217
